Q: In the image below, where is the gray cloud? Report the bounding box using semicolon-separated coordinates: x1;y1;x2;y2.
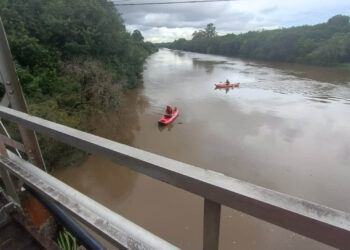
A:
260;6;278;14
114;0;350;42
119;3;231;28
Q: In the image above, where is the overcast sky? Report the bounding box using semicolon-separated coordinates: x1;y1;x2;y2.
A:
115;0;350;42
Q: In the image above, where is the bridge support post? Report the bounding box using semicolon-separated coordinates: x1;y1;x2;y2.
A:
0;17;51;234
203;198;221;250
0;18;46;171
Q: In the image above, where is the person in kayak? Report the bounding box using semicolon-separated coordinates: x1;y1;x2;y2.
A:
165;105;173;118
225;79;231;85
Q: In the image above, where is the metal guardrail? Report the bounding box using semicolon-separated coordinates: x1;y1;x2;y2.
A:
0;105;350;249
0;152;178;250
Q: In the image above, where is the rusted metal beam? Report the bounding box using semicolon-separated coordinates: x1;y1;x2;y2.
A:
11;211;61;250
0;153;179;250
0;106;350;249
203;199;221;250
0;18;46;171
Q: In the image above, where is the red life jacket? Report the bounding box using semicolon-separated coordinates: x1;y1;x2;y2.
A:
166;105;173;114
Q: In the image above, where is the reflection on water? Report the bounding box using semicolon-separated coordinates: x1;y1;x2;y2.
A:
262;61;350;84
54;49;350;250
55;156;138;204
192;58;226;73
214;86;238;94
55;88;149;203
158;122;176;132
174;50;185;57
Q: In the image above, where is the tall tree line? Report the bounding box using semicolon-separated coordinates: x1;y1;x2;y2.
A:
0;0;157;169
160;16;350;66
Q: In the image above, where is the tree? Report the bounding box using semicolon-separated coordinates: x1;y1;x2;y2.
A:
192;23;217;40
0;0;158;170
205;23;217;38
131;30;144;42
192;30;206;40
328;15;350;27
164;15;350;66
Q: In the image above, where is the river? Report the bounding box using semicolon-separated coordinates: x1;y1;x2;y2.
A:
54;49;350;249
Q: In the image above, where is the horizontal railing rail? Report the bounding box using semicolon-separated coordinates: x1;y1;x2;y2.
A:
0;105;350;249
0;152;178;250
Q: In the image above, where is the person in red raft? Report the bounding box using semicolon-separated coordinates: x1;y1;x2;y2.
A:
159;105;179;125
225;79;230;85
165;105;175;118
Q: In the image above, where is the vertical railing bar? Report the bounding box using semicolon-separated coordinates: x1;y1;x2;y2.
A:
203;198;221;250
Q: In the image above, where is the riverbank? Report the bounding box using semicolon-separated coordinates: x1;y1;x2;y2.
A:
1;0;157;171
159;15;350;67
340;63;350;69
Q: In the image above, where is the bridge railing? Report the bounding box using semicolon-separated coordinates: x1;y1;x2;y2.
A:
0;105;349;249
0;151;178;250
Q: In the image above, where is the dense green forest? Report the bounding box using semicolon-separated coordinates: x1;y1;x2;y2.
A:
160;15;350;66
0;0;157;170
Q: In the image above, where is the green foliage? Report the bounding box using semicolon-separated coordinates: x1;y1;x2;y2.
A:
57;228;79;250
63;58;123;107
327;15;350;32
304;33;348;65
340;63;350;69
28;98;87;169
131;30;144;42
0;0;158;170
205;23;217;38
162;16;350;66
192;23;217;40
192;30;207;40
1;0;158;88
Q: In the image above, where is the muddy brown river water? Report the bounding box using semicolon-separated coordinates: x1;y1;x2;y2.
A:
54;49;350;249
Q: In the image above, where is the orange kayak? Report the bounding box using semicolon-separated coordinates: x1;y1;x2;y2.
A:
215;83;239;88
158;109;179;126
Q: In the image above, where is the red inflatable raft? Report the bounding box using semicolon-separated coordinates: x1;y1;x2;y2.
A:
215;83;240;88
158;109;179;126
